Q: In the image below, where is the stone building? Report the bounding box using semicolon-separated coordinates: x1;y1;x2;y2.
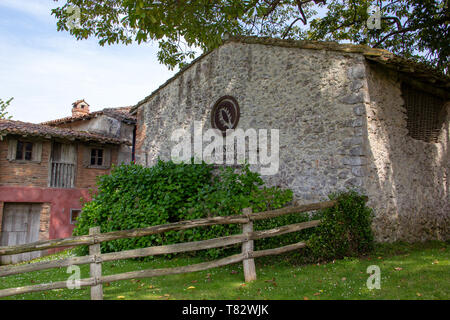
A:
42;100;136;164
131;36;449;242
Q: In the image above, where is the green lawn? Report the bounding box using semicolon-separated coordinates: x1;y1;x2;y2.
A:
0;241;448;300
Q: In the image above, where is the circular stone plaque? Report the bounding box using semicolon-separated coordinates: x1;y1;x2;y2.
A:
211;96;240;133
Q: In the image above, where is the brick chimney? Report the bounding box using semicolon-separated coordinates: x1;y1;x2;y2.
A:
72;99;90;117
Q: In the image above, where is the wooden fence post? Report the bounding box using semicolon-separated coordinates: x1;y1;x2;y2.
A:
242;207;256;282
89;227;103;300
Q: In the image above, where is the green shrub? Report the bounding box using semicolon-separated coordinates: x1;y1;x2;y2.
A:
307;190;375;261
186;165;295;257
73;160;293;257
74;161;374;262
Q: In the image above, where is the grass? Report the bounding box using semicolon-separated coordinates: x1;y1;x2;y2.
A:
0;241;448;300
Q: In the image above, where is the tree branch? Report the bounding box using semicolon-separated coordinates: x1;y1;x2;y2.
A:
282;17;302;38
381;16;403;30
263;0;282;18
295;0;308;24
372;26;415;48
294;0;327;25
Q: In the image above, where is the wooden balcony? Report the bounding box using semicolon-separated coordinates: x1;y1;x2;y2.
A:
50;162;75;188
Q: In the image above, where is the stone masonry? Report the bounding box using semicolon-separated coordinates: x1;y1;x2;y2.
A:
134;39;449;242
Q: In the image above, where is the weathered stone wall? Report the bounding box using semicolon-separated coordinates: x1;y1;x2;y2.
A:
136;41;366;202
363;63;449;242
116;123;135;164
136;41;448;242
58;115;121;138
58;116;134;164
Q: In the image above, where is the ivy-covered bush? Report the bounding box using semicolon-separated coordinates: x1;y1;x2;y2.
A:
73;160;294;257
74;161;374;261
307;190;374;261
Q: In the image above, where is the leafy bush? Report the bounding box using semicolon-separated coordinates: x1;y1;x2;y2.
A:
74;161;374;262
73;160;293;257
307;190;374;261
184;165;296;257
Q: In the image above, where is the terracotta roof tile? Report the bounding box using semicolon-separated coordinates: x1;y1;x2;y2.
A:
72;99;89;106
0;119;130;145
41;106;136;126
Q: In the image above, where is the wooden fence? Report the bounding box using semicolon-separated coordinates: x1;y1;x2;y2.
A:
0;200;338;300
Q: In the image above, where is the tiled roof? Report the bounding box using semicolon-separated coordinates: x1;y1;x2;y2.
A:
131;35;449;112
0;119;130;145
72;99;89;106
41;106;136;126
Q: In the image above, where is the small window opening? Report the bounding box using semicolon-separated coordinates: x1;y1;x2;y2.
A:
90;148;104;166
402;83;446;143
16;141;33;160
70;209;82;224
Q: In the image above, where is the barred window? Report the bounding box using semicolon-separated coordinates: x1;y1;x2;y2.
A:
401;83;446;143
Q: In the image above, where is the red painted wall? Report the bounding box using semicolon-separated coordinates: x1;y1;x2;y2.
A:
0;186;93;240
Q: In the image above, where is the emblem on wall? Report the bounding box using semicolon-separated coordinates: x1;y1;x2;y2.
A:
211;96;240;134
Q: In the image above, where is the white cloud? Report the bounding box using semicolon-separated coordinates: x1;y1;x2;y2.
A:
0;38;176;122
0;0;57;21
0;1;178;123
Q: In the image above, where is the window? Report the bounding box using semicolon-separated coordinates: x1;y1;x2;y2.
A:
90;148;104;166
50;143;77;188
83;146;111;169
7;139;42;163
16;141;33;161
402;83;446;143
70;209;82;224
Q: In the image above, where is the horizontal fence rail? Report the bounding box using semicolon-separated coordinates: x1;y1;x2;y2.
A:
0;200;336;256
0;242;308;299
0;199;344;299
0;220;320;277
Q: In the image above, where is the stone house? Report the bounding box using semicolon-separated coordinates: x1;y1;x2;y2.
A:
0;101;135;264
131;36;449;243
42;100;136;164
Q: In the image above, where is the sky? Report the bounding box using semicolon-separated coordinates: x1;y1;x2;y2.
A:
0;0;177;123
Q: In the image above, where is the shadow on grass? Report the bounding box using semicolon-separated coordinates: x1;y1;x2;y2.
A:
0;241;448;300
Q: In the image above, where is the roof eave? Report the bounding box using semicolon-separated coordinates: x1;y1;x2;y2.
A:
0;130;128;146
131;35;449;112
42;107;137;126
